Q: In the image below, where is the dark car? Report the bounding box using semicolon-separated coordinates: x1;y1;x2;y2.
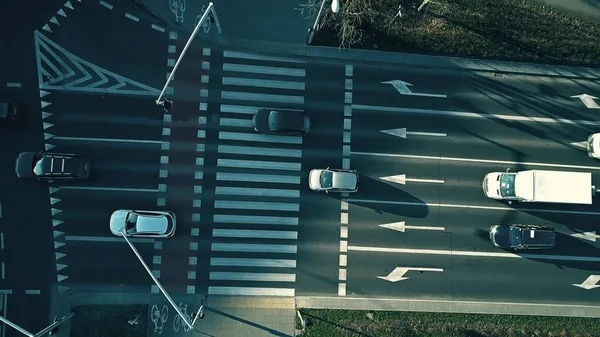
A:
15;152;90;180
489;224;555;250
252;109;311;136
0;98;18;122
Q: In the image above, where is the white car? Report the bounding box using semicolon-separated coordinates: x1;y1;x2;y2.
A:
309;168;359;193
110;210;176;238
587;133;600;159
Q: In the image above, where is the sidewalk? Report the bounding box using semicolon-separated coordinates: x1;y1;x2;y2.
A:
135;0;313;44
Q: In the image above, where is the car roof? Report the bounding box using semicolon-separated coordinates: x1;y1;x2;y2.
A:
513;226;555;246
134;211;169;234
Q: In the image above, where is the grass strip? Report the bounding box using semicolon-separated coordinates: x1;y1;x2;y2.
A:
314;0;600;67
298;309;600;337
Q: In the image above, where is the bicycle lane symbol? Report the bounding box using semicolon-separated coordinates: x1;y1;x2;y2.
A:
169;0;186;23
194;6;212;33
172;302;194;333
150;304;169;335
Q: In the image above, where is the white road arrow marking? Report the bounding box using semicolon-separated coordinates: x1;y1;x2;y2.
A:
381;128;447;138
570;140;587;149
383;80;447;98
379;221;445;232
571;231;600;242
573;275;600;290
377;267;444;282
380;174;444;185
571;94;600;109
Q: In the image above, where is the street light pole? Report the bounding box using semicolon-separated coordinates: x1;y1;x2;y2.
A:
0;312;74;337
307;0;328;44
119;229;194;330
155;2;222;110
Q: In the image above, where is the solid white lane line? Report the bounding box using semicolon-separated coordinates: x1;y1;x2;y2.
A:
217;158;301;171
213;214;298;225
218;145;302;158
65;236;154;243
223;63;305;77
216;172;300;184
219;131;303;145
224;50;305;63
212;229;298;239
215;186;300;198
214;200;299;212
222;91;304;104
210;272;296;282
346;198;600;216
208;287;295;296
352;104;600;126
211;243;297;253
352;151;600;171
348;245;600;262
222;77;305;90
210;258;296;268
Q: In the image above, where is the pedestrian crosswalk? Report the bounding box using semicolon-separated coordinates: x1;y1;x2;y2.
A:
207;50;307;297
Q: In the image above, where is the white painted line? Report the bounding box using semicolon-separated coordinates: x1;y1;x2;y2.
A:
216;172;300;184
222;77;305;90
217;158;301;172
218;145;302;158
209;286;294;296
65;236;154;243
352;151;600;171
219;131;303;145
346;198;600;216
211;258;296;268
6;82;21;88
406;178;445;184
214;214;298;225
0;233;3;249
222;91;304;104
406;131;447;137
58;186;159;193
125;13;140;22
212;229;298;239
151;24;166;32
352;104;600;126
210;272;296;282
220;118;253;128
52;136;163;145
99;1;113;10
215;186;300;198
215;200;299;212
0;203;2;218
338;283;346;296
1;263;4;279
25;289;41;295
212;243;297;254
349;245;600;263
223;50;305;64
220;104;259;114
223;63;305;77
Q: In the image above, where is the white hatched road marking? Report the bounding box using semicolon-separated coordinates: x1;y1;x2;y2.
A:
211;243;297;253
219;131;303;145
210;272;296;282
215;186;300;198
208;287;294;296
212;229;298;239
215;200;299;212
223;63;305;77
213;214;298;225
218;145;302;158
211;258;296;268
217;159;301;171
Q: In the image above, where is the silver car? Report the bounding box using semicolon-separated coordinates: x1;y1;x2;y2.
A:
110;210;176;238
309;168;359;193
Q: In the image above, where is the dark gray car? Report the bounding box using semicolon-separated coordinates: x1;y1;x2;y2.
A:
489;224;555;250
0;98;18;122
15;152;90;180
252;109;311;136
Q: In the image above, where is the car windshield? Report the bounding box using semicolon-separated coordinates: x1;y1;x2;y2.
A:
509;227;522;247
320;171;333;189
499;173;516;197
33;155;45;176
268;111;279;131
125;212;138;230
